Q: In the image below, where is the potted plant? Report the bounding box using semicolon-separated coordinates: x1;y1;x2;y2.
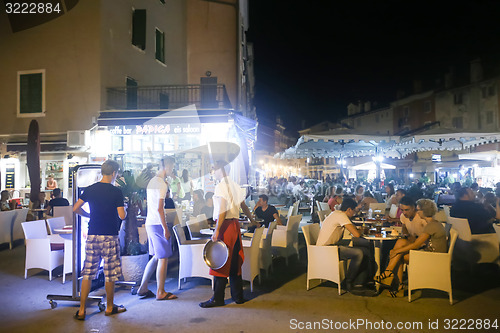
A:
116;165;155;283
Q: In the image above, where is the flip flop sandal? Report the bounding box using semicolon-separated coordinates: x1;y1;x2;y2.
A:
74;310;86;321
139;290;156;299
105;305;126;316
156;292;178;301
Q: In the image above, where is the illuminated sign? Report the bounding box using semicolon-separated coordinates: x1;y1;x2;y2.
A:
109;124;201;135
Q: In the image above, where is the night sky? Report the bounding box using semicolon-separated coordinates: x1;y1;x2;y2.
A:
248;0;500;134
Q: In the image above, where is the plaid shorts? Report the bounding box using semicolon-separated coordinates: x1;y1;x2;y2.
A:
81;235;122;282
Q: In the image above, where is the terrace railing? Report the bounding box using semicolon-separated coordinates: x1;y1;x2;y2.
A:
106;84;232;110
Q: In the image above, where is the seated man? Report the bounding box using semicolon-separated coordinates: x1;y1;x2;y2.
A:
253;194;282;227
450;187;495;234
46;188;70;216
316;198;377;297
399;196;427;240
392;189;406;219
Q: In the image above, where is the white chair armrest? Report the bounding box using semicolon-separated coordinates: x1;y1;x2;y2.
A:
409;250;450;268
26;238;51;251
48;234;65;244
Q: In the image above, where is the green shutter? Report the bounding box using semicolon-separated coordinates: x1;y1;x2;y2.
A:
20;73;43;114
155;29;164;63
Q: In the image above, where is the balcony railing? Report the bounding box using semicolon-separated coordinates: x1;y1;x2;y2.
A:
106;84;232;110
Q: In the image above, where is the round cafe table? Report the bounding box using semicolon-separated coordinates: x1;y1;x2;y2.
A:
363;233;399;278
200;228;247;236
54;226;73;234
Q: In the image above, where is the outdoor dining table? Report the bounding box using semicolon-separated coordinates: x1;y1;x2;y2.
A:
32;208;47;219
363;231;399;278
200;228;248;236
53;226;73;234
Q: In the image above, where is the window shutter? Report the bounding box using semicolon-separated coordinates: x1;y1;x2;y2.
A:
132;9;146;50
20;73;43;114
155;29;164;63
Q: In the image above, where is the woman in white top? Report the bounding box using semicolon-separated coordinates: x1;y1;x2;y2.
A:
385;183;397;209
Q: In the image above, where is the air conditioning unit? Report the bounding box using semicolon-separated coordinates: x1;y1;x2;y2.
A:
67;131;88;147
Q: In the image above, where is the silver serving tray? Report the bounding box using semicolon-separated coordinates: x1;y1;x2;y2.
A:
203;240;229;270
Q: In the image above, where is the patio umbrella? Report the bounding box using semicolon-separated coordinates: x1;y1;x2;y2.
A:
27;120;41;203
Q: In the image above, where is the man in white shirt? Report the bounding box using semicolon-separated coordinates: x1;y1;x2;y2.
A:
200;160;255;308
134;156;177;301
399;196;427;239
317;198;377;297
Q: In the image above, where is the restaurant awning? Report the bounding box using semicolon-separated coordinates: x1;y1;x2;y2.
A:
278;126;500;160
350;161;396;170
97;108;232;126
458;150;500;161
395;128;500;157
276;128;399;159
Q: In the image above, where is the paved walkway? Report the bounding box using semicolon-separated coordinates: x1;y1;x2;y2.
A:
1;229;500;333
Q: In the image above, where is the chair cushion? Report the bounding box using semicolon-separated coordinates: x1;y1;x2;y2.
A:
50;243;64;251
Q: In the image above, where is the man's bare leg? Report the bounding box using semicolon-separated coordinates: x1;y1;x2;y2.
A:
77;279;91;317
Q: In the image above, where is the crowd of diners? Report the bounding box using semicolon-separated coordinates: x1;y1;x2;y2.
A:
254;178;500;297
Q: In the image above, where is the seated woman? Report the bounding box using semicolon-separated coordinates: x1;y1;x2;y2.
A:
356;191;378;212
354;185;364;204
385;183;397;209
192;189;206;217
376;198;447;297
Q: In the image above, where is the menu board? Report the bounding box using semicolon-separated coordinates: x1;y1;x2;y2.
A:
5;167;15;189
68;162;79;188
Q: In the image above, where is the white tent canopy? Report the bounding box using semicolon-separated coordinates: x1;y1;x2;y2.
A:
395;128;500;157
277;127;500;160
350;161;396;170
275;128;399;159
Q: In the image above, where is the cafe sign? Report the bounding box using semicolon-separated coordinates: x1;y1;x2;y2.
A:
109;124;201;135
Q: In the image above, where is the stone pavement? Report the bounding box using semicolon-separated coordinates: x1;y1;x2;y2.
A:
1;231;499;333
